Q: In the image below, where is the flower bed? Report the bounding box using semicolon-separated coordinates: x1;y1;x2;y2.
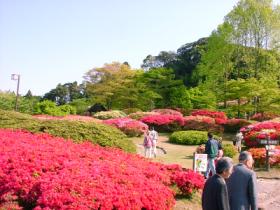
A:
184;116;224;134
248;146;280;167
241;121;280;147
0;129;204;209
103;118;148;137
140;114;185;132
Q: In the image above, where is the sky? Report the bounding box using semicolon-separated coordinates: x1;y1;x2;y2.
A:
0;0;279;96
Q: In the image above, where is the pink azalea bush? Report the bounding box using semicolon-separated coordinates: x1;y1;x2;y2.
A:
191;109;227;122
184;116;224;134
140;114;185;132
0;129;204;209
152;109;183;116
248;146;280;167
241;121;280;147
103;118;148;137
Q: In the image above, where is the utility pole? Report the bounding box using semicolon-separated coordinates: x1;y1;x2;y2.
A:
11;74;20;111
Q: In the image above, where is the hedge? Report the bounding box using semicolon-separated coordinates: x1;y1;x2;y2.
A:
0;110;135;153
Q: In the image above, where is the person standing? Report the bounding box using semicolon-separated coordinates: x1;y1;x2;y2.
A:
202;157;233;210
205;132;219;178
143;130;152;158
149;127;158;158
227;151;258;210
234;130;243;152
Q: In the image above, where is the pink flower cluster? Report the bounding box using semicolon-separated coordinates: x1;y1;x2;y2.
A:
152;109;183;117
248;146;280;167
33;114;102;123
140;114;185;127
191;109;227;124
0;129;204;209
103;118;148;137
241;121;280;147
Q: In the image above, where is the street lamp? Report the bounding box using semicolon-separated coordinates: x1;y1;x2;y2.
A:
11;74;20;111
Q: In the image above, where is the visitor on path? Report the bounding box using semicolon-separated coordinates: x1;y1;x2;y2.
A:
149;127;158;158
227;151;258;210
205;132;219;179
234;130;243;152
202;157;233;210
143;130;152;158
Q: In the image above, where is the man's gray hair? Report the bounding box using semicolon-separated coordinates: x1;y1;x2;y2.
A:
216;157;233;174
239;151;252;162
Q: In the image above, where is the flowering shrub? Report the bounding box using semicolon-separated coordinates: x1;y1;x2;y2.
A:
103;118;148;137
33;114;102;123
241;121;280;147
248;146;280;167
93;110;127;120
140;114;185;132
0;129;204;209
223;118;251;133
184;116;224;134
128;111;159;120
152;109;183;116
251;113;280;121
191;109;227;121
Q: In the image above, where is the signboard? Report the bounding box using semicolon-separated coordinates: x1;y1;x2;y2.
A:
194;153;208;172
258;139;279;145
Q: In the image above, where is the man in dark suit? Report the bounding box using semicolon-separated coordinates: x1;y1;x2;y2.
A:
202;157;233;210
227;151;258;210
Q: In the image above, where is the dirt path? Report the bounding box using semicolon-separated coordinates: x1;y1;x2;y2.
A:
133;134;280;210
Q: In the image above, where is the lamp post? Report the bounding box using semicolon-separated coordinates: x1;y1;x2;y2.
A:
11;74;20;111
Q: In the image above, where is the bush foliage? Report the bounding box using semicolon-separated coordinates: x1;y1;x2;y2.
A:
93;110;127;119
0;109;135;152
169;130;210;145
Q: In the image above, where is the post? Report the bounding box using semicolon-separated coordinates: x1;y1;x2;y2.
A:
266;135;270;171
11;74;20;111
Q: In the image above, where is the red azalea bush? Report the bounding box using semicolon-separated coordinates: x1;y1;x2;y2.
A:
223;118;251;133
140;114;185;132
183;116;224;134
191;109;227;121
248;146;280;167
103;118;148;137
152;109;183;117
0;129;204;210
241;121;280;147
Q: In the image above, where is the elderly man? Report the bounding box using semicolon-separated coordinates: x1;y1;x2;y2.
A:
227;151;258;210
202;157;233;210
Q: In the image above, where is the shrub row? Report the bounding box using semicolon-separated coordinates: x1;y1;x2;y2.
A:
0;109;135;153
